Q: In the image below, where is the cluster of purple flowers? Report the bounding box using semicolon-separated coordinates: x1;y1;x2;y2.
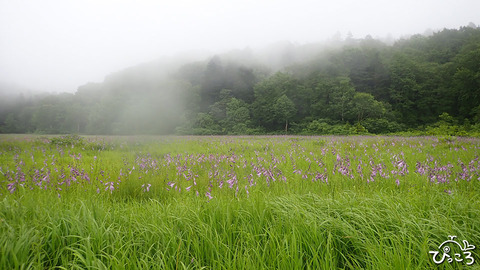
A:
415;156;480;184
1;137;479;200
1;150;112;197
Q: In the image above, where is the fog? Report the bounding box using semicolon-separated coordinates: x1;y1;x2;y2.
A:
1;0;479;93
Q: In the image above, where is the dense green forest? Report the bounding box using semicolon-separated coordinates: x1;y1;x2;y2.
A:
1;25;480;135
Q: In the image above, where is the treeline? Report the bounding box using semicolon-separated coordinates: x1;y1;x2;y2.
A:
1;25;480;135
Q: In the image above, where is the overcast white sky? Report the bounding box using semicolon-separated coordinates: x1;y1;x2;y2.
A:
0;0;479;93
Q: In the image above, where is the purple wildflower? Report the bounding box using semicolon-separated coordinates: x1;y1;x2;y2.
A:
105;182;115;193
7;182;17;194
227;178;235;189
142;183;151;192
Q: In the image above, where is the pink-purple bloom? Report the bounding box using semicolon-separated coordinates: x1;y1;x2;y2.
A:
142;183;151;192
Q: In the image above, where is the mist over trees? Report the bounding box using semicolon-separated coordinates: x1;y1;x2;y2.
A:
1;25;480;135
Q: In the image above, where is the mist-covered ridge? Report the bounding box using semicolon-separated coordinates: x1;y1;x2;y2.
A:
1;25;480;135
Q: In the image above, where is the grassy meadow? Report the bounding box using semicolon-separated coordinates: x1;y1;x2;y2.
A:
0;134;479;269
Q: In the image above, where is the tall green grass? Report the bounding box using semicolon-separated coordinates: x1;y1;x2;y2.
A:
0;135;479;269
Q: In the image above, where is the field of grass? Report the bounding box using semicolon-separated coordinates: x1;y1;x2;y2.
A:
1;134;479;269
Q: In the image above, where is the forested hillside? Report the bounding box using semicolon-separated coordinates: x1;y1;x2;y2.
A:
1;25;479;135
